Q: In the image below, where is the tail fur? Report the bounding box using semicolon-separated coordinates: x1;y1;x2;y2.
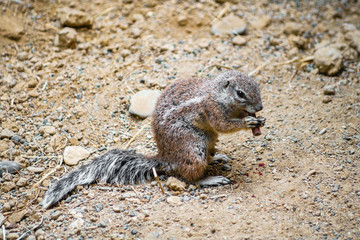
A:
42;149;162;208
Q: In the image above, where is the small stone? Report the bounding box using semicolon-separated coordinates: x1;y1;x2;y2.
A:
198;38;211;48
63;146;90;165
17;51;29;61
306;170;317;177
6;233;19;240
113;206;122;213
3;202;11;212
129;90;161;118
58;8;93;28
333;166;344;171
166;177;186;191
131;27;142;38
69;218;85;229
300;191;309;199
323;85;336;95
50;211;62;220
27;166;44;173
8;209;27;224
318;128;327;135
35;229;45;240
345;30;360;53
314;47;343;76
28;90;40;98
0;14;24;40
39;125;57;135
54;27;77;48
0;161;21;175
322;96;332;103
211;14;247;35
283;22;304;35
27;79;38;88
166;196;182;205
120;192;137;200
16;177;28;187
1;182;16;192
0;129;15;139
120;49;131;57
251;15;271;29
232;36;247;46
100;220;108;228
177;15;188;26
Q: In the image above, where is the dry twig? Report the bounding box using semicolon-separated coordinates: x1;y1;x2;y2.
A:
152;167;165;195
124;121;152;149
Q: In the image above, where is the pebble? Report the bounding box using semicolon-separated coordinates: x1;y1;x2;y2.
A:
251;15;271;29
113;205;122;213
28;89;40;98
345;29;360;54
39;125;57;135
129;90;161;118
131;27;142;38
17;51;29;61
54;27;77;48
318;128;327;135
283;22;304;35
1;182;16;192
211;14;247;35
0;129;15;139
166;177;186;191
8;209;27;224
120;49;131;57
322;96;332;103
35;229;45;240
323;85;336;95
177;15;188;26
333;166;344;171
6;233;19;240
27;166;45;173
232;36;247;46
58;8;93;28
119;192;137;200
16;177;28;187
0;14;24;40
100;220;108;227
69;218;85;229
63;146;90;165
50;211;62;220
3;202;11;212
0;161;21;176
166;196;182;205
314;47;343;76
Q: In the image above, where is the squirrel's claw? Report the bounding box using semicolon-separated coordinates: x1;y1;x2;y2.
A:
196;176;232;187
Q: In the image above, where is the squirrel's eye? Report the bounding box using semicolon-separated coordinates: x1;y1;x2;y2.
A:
236;90;246;99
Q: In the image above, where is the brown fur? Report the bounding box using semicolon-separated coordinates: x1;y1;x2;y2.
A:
152;70;265;182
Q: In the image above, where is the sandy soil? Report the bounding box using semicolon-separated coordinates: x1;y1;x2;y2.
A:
0;0;359;239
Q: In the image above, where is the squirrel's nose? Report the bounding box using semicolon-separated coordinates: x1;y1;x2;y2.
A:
255;103;263;112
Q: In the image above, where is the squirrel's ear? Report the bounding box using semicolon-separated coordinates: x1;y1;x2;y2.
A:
224;80;230;88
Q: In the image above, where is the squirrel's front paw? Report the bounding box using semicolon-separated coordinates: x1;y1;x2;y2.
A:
245;116;266;128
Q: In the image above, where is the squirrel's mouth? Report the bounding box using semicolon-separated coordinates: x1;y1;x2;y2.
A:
244;110;256;117
245;111;262;136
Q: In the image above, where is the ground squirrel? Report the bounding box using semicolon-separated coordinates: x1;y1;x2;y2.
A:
42;70;265;208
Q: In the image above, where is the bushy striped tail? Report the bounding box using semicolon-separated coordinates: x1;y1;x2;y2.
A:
42;149;161;208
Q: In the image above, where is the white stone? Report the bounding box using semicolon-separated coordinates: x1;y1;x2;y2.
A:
64;146;90;166
314;47;343;76
129;90;161;118
211;14;247;35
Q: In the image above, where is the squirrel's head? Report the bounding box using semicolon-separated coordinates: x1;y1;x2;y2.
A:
214;71;263;118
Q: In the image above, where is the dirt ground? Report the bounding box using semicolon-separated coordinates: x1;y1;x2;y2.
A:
0;0;359;239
